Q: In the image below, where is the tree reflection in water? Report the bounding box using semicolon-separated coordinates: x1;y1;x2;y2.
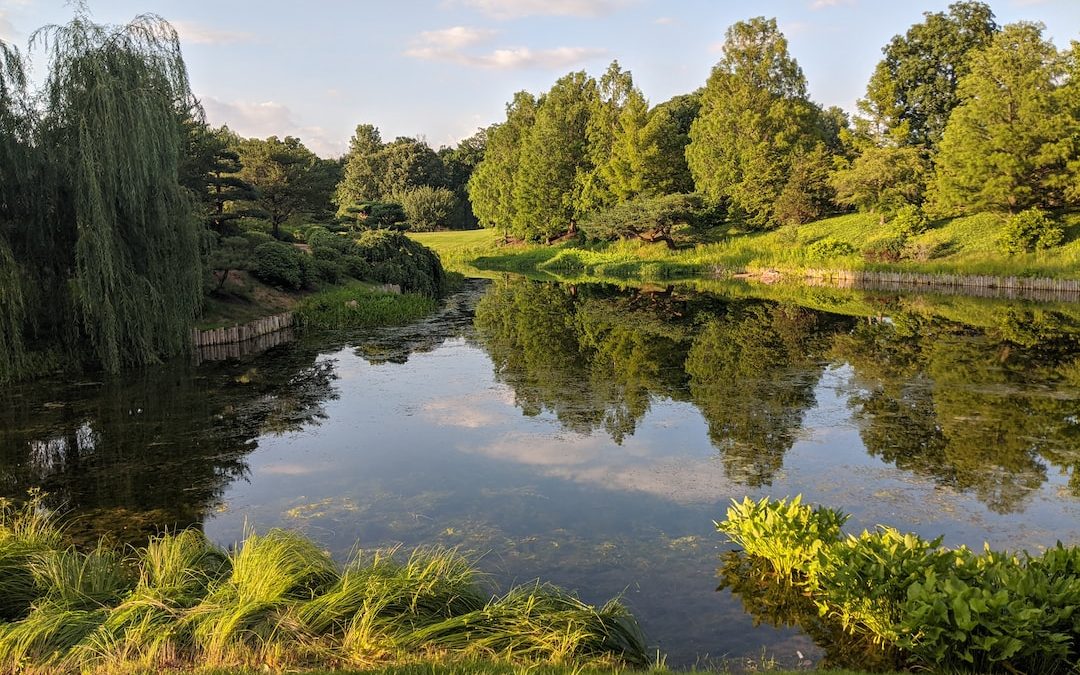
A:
474;277;1080;512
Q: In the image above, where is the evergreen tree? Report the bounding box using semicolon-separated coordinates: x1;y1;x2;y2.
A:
512;72;598;241
638;93;701;197
687;17;822;229
931;22;1074;215
579;60;643;212
335;123;383;208
468;91;537;234
233;135;322;238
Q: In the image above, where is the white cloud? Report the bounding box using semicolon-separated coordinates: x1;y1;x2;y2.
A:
414;25;498;50
201;97;345;157
172;19;252;46
654;16;676;26
809;0;856;8
405;27;607;70
451;0;635;19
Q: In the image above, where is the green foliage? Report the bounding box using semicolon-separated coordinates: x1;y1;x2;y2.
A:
888;204;929;237
342;201;408;231
998;208;1064;254
716;496;1080;673
582;193;717;244
512;72;597;241
296;287;437;329
397;185;457;232
468;92;537;232
232;135;328;238
0;12;205;379
859;1;998;147
251;242;310;290
829;146;930;216
716;496;848;581
806;238;855;259
352;230;446;297
687;17;825;229
931;22;1075;216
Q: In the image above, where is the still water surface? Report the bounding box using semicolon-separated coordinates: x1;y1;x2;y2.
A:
2;277;1080;667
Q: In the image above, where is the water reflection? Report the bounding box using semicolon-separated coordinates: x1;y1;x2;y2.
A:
474;277;1080;511
0;343;338;541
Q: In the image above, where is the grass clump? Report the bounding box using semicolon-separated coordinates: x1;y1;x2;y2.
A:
296;286;438;329
717;495;1080;674
0;497;647;674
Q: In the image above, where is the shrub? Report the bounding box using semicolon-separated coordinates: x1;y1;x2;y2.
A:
252;242;309;290
998;208;1064;254
806;238;856;260
862;235;906;263
352;230;446;297
310;258;345;284
396;186;457;232
239;230;274;248
889;204;929;237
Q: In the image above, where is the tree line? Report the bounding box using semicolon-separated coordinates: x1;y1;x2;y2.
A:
466;3;1080;246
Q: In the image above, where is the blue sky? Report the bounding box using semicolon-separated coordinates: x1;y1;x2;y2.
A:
2;0;1078;156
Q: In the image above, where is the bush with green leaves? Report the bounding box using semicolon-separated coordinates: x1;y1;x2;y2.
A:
716;496;1080;673
717;495;848;581
396;185;457;232
889;204;929;238
998;208;1064;254
352;230;446;297
862;235;907;263
806;238;856;260
251;242;310;290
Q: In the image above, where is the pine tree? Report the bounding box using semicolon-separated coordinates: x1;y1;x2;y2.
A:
931;22;1074;215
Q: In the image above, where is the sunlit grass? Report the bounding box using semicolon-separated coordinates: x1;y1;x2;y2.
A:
0;496;648;674
412;213;1080;282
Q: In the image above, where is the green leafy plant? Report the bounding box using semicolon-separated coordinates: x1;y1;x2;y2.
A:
806;238;856;260
998;208;1064;254
716;495;848;582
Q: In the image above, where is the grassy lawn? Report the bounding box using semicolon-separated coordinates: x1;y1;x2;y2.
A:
412;213;1080;283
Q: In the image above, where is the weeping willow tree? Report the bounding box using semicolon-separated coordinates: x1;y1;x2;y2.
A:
0;40;33;382
0;11;203;381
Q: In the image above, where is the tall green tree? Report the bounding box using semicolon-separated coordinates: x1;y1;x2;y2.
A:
637;93;701;197
931;22;1075;215
377;137;447;198
512;72;598;241
860;1;998;148
602;87;650;202
335;123;383;208
180;122;259;236
686;17;822;230
233;135;322;237
468;92;537;234
579;60;643;212
1;12;203;378
438;128;486;229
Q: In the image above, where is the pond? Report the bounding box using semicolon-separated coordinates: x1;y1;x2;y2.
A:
2;277;1080;669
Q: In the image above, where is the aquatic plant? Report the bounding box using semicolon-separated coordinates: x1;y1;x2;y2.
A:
716;495;1080;673
0;497;647;673
296;286;437;329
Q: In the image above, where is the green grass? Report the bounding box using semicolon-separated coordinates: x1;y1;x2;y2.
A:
295;285;438;329
410;212;1080;283
0;494;647;674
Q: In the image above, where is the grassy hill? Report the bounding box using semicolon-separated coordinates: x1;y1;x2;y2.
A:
412;211;1080;282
